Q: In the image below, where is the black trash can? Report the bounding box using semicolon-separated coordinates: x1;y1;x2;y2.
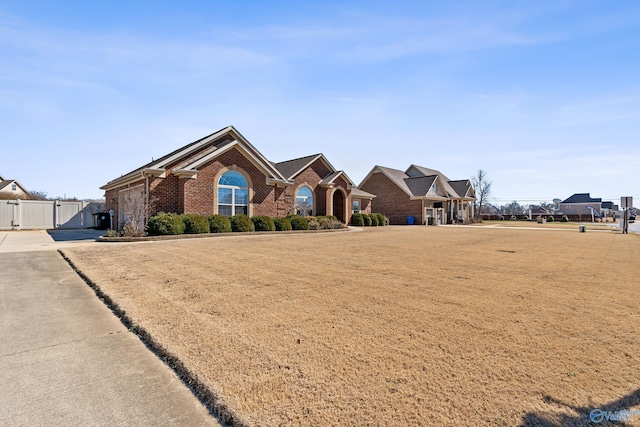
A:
93;212;110;230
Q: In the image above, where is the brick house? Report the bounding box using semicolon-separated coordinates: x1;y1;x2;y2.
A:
358;165;475;225
101;126;372;228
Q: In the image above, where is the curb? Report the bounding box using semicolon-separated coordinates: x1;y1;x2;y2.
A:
98;227;350;243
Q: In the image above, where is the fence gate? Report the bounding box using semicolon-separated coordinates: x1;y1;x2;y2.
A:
0;200;105;230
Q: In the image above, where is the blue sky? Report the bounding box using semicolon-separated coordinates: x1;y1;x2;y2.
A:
1;1;639;205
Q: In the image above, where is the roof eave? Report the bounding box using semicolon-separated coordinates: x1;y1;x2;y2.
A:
100;168;167;191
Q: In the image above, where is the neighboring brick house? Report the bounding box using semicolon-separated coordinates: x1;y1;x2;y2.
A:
359;165;475;225
101;126;369;228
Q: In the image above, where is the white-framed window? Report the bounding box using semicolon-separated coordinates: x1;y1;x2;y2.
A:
296;186;313;216
12;183;17;191
352;199;360;213
218;171;248;216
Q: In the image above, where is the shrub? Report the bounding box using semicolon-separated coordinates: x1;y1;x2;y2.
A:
230;214;255;232
122;222;145;237
208;214;231;233
273;217;292;231
182;214;210;234
351;213;364;226
560;215;569;223
252;215;276;232
369;213;379;226
147;212;185;236
547;215;555;222
305;216;321;230
375;213;386;226
363;214;372;226
105;228;119;238
288;214;310;230
319;216;343;229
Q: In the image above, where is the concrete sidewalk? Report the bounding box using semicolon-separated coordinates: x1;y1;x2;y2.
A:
0;233;222;426
0;229;106;253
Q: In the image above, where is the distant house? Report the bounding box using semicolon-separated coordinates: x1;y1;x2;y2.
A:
101;126;371;228
0;173;31;199
558;193;617;218
529;206;551;218
358;165;475;225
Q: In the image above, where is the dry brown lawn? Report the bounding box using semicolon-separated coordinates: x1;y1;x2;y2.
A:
476;220;617;231
61;226;640;426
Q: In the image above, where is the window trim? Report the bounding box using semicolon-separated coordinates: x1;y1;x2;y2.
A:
295;184;314;217
214;168;252;216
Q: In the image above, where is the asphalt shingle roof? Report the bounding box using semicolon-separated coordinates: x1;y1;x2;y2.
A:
273;154;321;180
562;193;602;203
404;175;436;197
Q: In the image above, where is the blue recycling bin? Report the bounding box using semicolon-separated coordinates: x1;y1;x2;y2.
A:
407;216;415;225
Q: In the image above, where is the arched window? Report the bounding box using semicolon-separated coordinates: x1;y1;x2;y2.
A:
296;186;313;216
218;171;248;216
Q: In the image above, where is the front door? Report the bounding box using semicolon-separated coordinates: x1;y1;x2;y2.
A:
332;190;345;223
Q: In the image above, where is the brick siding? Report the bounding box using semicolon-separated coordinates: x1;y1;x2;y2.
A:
360;172;422;225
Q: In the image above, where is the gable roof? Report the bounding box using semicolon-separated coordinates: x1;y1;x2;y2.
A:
405;175;437;197
361;164;476;201
273;154;322;180
273;153;344;182
350;187;376;199
406;165;463;198
101;126;289;190
319;170;355;187
561;193;602;204
0;178;31;196
272;153;355;188
362;165;414;197
449;180;475;200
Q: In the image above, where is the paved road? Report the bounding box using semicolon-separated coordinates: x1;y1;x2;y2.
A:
0;230;222;426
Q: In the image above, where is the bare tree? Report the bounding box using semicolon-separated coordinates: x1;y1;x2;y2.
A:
471;169;492;219
29;190;49;200
118;189;146;237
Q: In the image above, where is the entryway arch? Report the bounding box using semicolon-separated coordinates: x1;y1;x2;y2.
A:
331;188;346;223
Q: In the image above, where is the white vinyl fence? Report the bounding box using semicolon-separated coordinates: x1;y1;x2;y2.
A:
0;199;105;230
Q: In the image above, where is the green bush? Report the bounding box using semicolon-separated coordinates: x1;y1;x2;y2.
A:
369;213;379;226
273;217;292;231
182;214;210;234
288;214;310;230
547;215;555;222
251;215;276;232
230;214;255;232
147;212;185;236
560;215;569;223
208;214;231;233
362;213;372;226
351;213;364;226
375;213;386;226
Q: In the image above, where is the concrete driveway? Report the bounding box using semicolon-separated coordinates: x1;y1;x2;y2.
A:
0;230;222;426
